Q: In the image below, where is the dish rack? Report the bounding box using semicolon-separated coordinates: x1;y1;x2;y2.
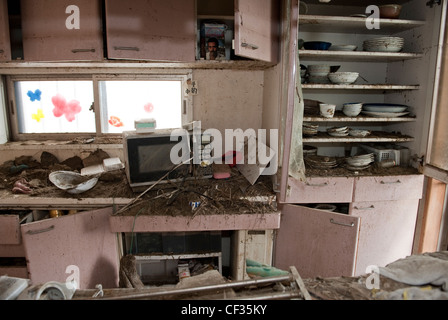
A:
360;144;401;166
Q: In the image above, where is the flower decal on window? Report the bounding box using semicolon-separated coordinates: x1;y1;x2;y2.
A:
51;94;82;122
31;108;45;122
27;89;42;102
108;116;124;127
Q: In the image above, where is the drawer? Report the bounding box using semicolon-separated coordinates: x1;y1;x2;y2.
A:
0;244;26;257
284;176;354;203
0;211;33;245
353;175;424;202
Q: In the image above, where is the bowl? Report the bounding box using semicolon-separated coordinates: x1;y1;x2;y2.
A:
319;103;336;118
303;41;332;50
342;102;363;117
328;72;359;85
379;4;402;19
49;171;98;194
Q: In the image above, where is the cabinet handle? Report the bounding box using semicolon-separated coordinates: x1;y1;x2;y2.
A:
26;225;55;235
330;219;354;227
114;46;140;51
354;205;375;210
71;48;96;53
241;42;259;50
380;180;401;184
305;182;328;187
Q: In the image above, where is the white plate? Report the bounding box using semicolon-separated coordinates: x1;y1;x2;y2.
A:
362;111;410;118
362;105;408;112
329;45;357;51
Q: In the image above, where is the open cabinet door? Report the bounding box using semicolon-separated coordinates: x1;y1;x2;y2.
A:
234;0;279;63
274;204;360;278
420;1;448;252
21;207;119;289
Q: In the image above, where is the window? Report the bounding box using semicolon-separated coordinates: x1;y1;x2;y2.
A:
6;73;192;141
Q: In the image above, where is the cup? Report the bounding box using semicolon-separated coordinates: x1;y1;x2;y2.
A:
319;104;336;118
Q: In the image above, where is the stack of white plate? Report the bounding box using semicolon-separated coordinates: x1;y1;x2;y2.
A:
345;153;374;171
362;103;410;117
363;37;404;52
303;122;319;136
349;129;371;137
327;126;349;137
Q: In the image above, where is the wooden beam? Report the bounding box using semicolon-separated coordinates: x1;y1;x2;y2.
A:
417;177;446;253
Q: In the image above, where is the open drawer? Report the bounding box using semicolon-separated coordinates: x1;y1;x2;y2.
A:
0;210;33;245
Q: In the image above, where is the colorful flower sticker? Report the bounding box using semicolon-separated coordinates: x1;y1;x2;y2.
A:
31;108;45;122
51;94;82;122
27;89;42;102
144;102;154;113
108;116;124;127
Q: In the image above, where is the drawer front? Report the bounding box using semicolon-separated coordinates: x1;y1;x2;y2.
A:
353;175;424;202
0;215;21;245
285;177;354;203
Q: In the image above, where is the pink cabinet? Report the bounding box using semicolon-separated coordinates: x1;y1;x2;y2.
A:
20;0;103;61
274;175;425;278
350;199;421;276
234;0;279;63
20;207;119;289
0;0;11;61
105;0;196;62
274;204;360;278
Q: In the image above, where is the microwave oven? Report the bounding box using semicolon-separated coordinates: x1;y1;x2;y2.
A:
123;130;211;192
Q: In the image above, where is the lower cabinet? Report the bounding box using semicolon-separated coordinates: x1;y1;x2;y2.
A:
274;174;424;278
0;207;120;288
5;207;120;289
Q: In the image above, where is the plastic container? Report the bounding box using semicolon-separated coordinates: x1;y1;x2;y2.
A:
360;144;400;165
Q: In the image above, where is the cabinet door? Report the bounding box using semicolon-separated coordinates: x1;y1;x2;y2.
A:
0;0;11;61
21;207;119;289
105;0;195;62
20;0;103;61
350;199;420;276
274;204;360;278
234;0;279;63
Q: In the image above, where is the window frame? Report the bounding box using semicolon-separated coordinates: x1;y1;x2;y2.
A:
5;72;193;142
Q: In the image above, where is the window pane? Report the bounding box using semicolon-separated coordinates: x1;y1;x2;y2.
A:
99;80;182;133
15;80;95;133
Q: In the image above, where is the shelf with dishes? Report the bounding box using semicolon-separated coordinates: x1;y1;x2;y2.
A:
298;15;425;34
302;130;414;143
299;50;423;62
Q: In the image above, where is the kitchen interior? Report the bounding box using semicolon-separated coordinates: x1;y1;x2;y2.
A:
0;0;448;301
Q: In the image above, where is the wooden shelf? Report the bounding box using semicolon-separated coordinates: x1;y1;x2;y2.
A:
299;15;425;34
302;84;419;90
303;113;416;122
303;131;414;143
299;50;423;62
0;59;275;75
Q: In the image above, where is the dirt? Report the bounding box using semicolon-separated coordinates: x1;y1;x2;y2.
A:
0;149;419;217
0;151;277;217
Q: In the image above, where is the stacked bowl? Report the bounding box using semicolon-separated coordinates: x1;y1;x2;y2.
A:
342;102;363;117
363;37;404;52
308;64;331;84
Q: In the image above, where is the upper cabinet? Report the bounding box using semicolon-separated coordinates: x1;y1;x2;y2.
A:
234;0;279;64
0;0;11;61
105;0;196;62
20;0;103;62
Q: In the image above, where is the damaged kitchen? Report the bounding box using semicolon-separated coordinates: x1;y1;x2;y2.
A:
0;0;448;301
